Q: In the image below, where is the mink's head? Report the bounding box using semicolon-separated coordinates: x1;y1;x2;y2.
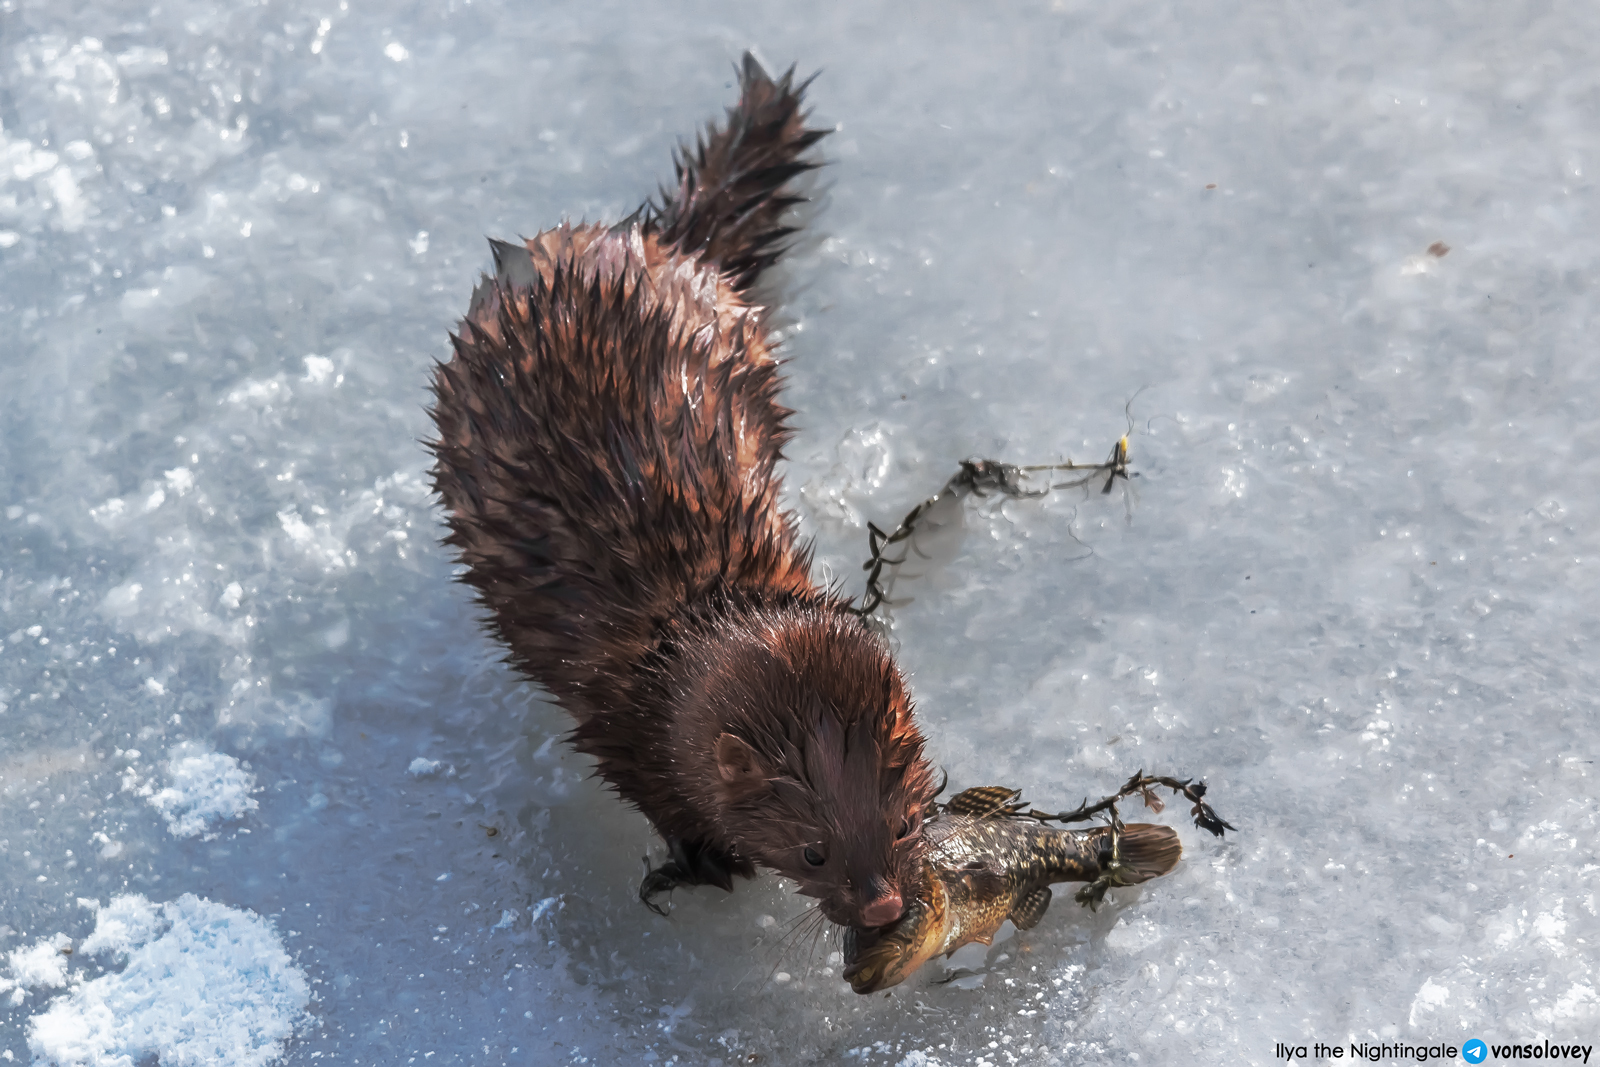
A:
681;604;938;929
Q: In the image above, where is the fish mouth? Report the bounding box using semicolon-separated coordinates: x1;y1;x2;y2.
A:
840;961;880;993
840;926;909;994
841;952;900;994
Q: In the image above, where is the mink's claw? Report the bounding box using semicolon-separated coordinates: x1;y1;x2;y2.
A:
639;859;685;916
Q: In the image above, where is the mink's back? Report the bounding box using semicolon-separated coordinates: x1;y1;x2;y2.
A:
427;58;831;726
428;224;818;721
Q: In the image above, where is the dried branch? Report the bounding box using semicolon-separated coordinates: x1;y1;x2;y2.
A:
1019;769;1236;838
846;437;1131;617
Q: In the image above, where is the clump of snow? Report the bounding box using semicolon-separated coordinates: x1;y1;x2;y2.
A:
77;895;165;959
302;354;335;383
6;933;73;999
27;894;309;1067
138;742;259;838
407;756;442;776
1408;976;1451;1027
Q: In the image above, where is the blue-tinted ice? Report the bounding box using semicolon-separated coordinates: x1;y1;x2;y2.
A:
1;2;1596;1064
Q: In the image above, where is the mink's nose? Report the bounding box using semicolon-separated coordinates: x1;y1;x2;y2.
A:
860;891;903;927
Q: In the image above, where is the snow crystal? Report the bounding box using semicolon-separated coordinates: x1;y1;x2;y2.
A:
26;895;309;1067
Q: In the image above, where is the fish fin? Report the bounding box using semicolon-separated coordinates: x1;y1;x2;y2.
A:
949;930;996;951
1010;886;1052;931
943;786;1023;818
1116;823;1183;883
489;237;539;291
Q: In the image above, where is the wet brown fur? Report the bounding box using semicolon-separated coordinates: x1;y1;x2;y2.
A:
427;55;937;927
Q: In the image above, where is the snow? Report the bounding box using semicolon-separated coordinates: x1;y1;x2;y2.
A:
408;757;443;777
2;0;1597;1064
132;742;259;839
6;936;71;994
25;895;309;1067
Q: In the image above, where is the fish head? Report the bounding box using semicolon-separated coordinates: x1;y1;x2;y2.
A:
840;870;947;994
840;926;914;994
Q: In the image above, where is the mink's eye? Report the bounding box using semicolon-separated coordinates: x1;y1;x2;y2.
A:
803;846;825;867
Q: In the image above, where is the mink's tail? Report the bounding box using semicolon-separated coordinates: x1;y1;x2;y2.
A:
643;52;828;293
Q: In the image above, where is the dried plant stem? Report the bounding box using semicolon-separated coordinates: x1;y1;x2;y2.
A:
847;437;1131;617
1019;768;1235;838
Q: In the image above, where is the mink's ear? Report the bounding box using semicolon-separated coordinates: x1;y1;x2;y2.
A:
715;733;769;794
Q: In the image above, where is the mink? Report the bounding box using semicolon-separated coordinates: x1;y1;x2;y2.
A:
427;54;936;929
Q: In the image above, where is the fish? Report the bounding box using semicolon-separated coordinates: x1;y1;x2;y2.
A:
840;785;1184;994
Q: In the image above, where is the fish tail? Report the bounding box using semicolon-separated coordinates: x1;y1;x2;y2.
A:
1113;823;1183;882
643;52;829;292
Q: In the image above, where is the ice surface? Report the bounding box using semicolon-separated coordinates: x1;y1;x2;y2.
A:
25;894;309;1067
1;0;1597;1064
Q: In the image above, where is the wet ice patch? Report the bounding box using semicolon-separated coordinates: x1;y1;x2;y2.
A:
1104;916;1165;954
800;423;898;528
132;742;259;838
26;894;309;1067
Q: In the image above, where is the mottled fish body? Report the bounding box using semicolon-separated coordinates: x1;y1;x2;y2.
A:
841;786;1182;993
